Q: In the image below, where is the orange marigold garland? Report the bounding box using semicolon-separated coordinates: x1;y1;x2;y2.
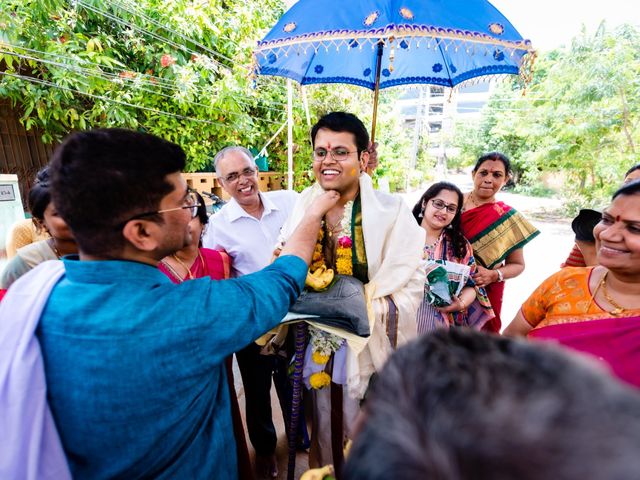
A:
311;228;325;271
335;236;353;275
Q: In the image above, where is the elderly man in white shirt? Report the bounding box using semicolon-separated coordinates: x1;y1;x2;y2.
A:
202;146;298;479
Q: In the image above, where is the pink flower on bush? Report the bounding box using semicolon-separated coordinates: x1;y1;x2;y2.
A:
338;236;352;248
160;54;176;68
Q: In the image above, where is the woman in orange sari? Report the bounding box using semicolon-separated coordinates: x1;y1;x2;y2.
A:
505;180;640;388
460;152;539;332
560;165;640;268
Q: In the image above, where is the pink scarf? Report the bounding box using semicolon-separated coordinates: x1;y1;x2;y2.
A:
529;316;640;388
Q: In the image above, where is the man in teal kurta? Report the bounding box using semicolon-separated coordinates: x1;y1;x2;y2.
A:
30;129;339;479
39;256;305;479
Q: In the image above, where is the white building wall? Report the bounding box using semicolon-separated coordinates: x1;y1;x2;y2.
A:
396;82;494;169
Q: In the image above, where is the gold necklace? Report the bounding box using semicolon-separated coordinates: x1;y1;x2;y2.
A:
324;212;344;238
600;271;627;316
462;192;479;212
171;253;195;280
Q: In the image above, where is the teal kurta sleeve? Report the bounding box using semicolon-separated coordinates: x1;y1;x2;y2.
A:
194;254;307;365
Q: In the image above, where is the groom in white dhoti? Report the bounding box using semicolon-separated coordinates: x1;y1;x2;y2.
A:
279;112;425;471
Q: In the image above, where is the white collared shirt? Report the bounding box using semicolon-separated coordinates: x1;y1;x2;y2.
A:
202;190;299;277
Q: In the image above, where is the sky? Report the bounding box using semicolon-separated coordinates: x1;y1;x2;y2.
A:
489;0;640;51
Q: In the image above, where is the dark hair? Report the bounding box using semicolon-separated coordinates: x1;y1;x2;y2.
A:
613;178;640;200
28;166;52;225
412;181;467;259
624;163;640;179
344;329;640;480
192;190;208;226
49;128;186;256
310;112;369;154
571;209;601;242
473;152;512;176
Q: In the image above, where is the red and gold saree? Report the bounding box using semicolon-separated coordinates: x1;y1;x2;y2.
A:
461;201;539;332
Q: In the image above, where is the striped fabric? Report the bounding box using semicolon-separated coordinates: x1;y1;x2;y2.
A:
561;243;586;268
416;298;448;335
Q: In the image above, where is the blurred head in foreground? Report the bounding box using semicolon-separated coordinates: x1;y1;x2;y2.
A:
344;329;640;480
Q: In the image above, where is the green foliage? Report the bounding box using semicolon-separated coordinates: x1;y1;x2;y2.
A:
0;0;292;169
371;109;414;191
451;23;640;203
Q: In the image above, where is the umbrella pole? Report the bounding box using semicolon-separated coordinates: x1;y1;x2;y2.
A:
366;43;383;176
370;42;384;145
287;79;294;190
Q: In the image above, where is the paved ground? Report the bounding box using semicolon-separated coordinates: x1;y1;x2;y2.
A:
497;191;574;327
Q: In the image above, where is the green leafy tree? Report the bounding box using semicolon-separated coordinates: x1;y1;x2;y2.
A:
451;23;640;204
0;0;289;170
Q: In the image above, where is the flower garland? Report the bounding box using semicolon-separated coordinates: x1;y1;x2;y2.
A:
311;228;325;271
335;200;354;276
308;200;354;389
309;330;344;389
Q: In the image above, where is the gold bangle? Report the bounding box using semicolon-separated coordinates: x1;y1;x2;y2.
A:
459;298;466;310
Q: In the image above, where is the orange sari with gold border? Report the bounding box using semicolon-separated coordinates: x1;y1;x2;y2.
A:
522;267;640;388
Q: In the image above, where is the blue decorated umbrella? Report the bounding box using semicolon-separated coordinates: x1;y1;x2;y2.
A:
253;0;535;141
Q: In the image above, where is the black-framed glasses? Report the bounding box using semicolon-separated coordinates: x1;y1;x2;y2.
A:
222;167;257;183
121;192;201;225
430;198;458;214
313;147;357;162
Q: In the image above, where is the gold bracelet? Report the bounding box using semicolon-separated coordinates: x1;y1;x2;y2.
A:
459;298;466;310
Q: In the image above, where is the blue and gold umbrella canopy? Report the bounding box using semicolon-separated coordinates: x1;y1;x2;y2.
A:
254;0;535;91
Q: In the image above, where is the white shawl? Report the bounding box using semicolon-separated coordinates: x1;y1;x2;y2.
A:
280;174;425;398
0;260;71;480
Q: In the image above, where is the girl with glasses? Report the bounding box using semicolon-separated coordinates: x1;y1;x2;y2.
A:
412;182;495;334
